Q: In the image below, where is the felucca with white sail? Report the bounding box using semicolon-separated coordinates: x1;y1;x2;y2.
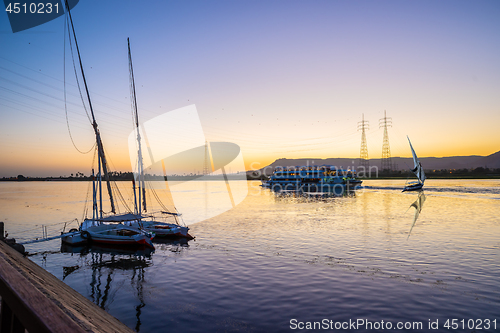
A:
403;136;425;192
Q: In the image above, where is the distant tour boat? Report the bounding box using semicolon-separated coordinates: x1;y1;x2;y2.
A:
403;137;425;192
264;165;362;194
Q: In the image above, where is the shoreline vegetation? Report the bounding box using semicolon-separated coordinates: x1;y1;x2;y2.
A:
2;167;500;181
3;151;499;182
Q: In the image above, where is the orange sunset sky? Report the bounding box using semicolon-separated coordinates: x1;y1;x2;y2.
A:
1;1;499;177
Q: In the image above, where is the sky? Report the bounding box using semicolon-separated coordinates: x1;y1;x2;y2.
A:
1;0;500;177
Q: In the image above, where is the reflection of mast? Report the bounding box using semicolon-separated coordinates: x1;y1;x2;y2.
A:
407;191;426;239
100;255;115;309
203;140;210;215
90;252;102;305
85;248;151;329
132;263;146;332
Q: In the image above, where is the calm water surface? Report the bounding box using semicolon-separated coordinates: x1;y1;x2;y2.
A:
1;180;499;332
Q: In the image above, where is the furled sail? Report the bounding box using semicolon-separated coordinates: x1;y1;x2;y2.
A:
408;136;425;184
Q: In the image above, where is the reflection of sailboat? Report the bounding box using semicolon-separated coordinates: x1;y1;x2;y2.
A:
61;243;155;258
125;38;193;240
61;243;152;331
403;137;425;192
60;3;153;248
407;191;426;239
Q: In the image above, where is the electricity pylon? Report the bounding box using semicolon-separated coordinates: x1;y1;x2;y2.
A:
203;140;210;175
379;110;392;171
358;114;369;169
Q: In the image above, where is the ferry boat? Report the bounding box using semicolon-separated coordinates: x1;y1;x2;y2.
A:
263;165;362;193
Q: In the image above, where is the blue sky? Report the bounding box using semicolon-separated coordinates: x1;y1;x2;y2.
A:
1;0;500;176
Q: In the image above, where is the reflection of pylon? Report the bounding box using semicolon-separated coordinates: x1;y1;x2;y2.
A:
203;140;210;175
379;110;392;171
358;114;369;168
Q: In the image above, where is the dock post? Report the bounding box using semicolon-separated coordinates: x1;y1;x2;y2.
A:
0;222;4;240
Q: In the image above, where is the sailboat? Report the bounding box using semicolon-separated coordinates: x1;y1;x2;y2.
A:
403;136;425;192
125;38;193;240
61;2;154;248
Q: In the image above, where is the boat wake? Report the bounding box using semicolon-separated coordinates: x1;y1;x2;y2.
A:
363;185;500;199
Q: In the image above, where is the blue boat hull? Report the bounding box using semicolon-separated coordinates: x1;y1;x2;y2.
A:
402;183;424;192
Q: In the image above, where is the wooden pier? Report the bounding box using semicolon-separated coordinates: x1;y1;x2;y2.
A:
0;239;134;333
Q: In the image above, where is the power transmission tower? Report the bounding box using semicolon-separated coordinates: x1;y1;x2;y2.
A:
203;140;210;175
379;110;392;171
358;114;369;169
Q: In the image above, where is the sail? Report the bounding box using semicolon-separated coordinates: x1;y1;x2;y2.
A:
420;166;426;183
407;137;425;184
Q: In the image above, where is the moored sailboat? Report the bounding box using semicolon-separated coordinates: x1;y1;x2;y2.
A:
125;38;193;240
403;136;425;192
60;3;154;248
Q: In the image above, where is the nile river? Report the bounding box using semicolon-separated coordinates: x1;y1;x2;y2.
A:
1;180;499;332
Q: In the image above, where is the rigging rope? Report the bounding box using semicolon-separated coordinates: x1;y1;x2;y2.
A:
82;147;98;220
147;181;170;213
63;12;94;154
13;219;79;235
102;145;133;214
111;180;132;213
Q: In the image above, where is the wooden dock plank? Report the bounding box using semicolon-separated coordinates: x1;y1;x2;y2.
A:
0;241;134;333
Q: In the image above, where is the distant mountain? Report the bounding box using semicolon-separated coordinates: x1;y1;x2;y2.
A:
252;151;500;176
480;151;500;168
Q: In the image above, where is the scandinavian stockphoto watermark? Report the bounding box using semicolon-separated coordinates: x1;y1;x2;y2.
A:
289;318;498;331
127;105;248;225
290;318;423;330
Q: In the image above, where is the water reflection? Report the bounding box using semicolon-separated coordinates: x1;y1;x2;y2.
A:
61;244;153;332
61;244;154;258
272;189;358;202
407;191;426;239
8;181;500;332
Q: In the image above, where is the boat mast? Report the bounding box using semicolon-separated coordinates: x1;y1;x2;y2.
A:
128;38;147;213
65;0;116;214
92;169;96;222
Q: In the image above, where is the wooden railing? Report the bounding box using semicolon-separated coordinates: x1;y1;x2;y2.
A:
0;222;133;333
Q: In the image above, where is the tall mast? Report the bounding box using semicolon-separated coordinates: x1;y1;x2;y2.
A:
65;0;115;214
128;38;146;212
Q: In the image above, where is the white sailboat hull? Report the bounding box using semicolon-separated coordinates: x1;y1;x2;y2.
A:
126;220;193;239
61;223;154;248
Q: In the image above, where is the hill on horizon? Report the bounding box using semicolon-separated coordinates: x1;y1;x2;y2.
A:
252;151;500;176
